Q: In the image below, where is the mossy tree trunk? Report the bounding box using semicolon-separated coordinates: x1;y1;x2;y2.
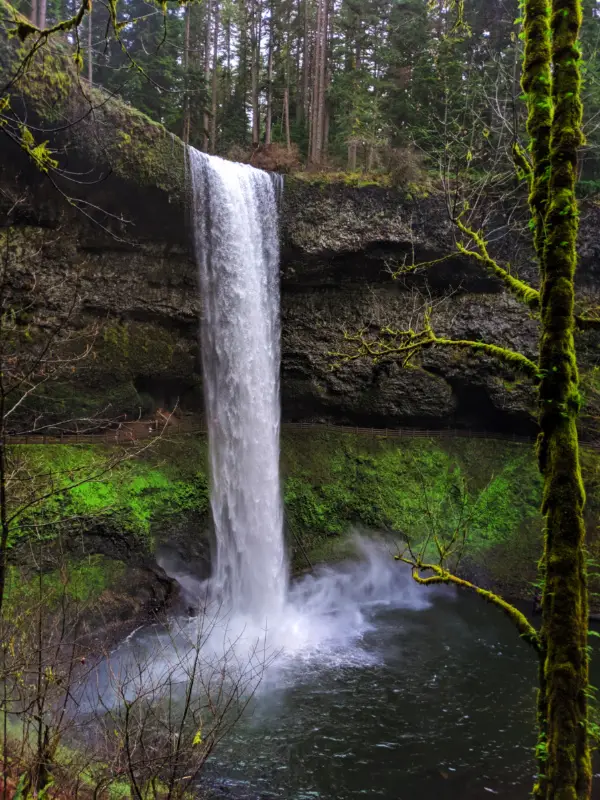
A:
336;0;592;795
534;0;590;797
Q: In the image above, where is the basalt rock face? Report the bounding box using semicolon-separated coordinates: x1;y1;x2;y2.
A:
279;181;600;435
280;180;543;435
3;6;600;434
3;83;600;433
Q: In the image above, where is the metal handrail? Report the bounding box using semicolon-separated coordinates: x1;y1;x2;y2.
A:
4;420;589;447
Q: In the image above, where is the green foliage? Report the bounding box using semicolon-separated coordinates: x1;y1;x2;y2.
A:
5;555;126;610
289;170;392;188
9;440;210;545
281;431;544;580
576;179;600;197
1;433;563;601
18;124;58;171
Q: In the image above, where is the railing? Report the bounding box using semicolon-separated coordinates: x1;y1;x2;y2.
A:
282;422;537;445
5;428;190;446
0;420;566;447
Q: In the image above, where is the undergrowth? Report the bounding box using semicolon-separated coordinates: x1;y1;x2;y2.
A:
8;431;600;601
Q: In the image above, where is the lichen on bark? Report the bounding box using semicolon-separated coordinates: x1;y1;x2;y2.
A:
535;0;590;796
522;0;553;268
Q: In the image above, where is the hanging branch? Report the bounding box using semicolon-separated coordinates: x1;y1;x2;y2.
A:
454;217;541;309
396;556;541;652
331;309;540;382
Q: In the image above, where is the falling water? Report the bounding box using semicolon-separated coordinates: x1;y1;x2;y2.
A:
79;152;451;739
188;148;286;621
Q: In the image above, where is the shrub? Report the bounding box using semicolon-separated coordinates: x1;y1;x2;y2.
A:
226;142;301;173
383;146;426;187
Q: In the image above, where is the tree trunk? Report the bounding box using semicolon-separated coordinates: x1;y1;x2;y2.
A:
284;87;291;150
37;0;46;28
238;0;249;145
30;0;38;25
309;0;324;163
209;3;219;153
87;6;93;87
301;0;309;126
518;0;591;797
203;0;212;151
225;11;231;99
347;140;357;170
315;0;326;163
182;3;191;146
293;0;301;125
251;0;261;145
321;0;331;161
265;0;274;146
308;5;317;161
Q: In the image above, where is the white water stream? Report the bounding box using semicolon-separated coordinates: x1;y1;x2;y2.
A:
81;151;443;717
189;149;286;621
76;153;533;799
185;149;435;657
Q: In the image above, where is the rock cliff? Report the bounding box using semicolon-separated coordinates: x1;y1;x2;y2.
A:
2;19;600;434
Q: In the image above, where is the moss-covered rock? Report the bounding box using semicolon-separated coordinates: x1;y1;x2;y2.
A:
281;430;600;605
0;0;186;203
11;431;600;607
8;438;209;548
5;437;211;633
282;430;544;594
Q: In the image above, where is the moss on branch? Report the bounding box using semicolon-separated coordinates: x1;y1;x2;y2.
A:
332;313;540;382
398;557;541;652
455;218;541;311
513;142;534;188
522;0;553;270
575;313;600;330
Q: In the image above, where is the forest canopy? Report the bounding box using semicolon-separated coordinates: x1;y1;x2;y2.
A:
6;0;600;178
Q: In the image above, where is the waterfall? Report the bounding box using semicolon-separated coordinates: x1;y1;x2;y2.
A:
188;148;286;621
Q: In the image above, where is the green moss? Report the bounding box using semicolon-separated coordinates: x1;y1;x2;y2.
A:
98;321;196;383
499;377;524;393
521;0;553;270
95;93;186;195
533;0;590;793
455;218;541;311
8;438;210;547
3;433;545;589
9;317;199;425
281;431;544;578
405;180;430;199
0;0;186;198
288;171;392;189
4;555;126;610
8;430;600;615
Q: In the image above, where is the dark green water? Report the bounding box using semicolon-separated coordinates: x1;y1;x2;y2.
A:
204;593;540;800
86;548;600;800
